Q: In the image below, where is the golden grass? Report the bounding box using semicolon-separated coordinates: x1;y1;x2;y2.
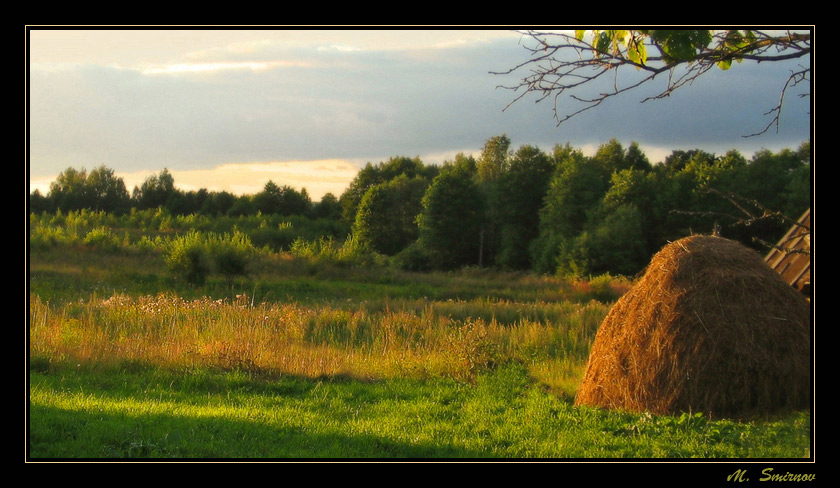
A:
29;293;610;389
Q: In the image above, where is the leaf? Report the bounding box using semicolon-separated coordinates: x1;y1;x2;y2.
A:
650;30;713;63
596;32;612;53
626;34;647;66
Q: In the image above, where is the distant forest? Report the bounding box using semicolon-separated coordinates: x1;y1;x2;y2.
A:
28;136;811;277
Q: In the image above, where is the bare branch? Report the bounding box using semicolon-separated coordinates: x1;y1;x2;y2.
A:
743;66;811;138
494;29;812;137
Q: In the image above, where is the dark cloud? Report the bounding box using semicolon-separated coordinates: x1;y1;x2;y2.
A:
29;33;811;181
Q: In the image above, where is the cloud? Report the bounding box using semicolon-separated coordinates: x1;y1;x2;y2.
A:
28;29;811;198
141;60;311;75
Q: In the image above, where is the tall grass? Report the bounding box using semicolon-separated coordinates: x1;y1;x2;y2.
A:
29;292;611;393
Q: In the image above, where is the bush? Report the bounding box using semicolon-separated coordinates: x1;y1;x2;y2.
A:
289;234;382;269
29;224;77;250
133;235;166;253
391;242;432;272
208;231;255;284
165;231;210;285
165;230;258;286
83;227;123;252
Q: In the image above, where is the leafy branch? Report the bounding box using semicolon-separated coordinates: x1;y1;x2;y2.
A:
493;29;812;137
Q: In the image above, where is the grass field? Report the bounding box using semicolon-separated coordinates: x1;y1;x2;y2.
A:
27;223;813;460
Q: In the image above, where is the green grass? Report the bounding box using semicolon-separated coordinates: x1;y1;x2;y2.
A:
28;364;811;459
27;222;813;460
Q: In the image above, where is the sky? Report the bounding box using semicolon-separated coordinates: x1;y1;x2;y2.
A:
27;27;812;201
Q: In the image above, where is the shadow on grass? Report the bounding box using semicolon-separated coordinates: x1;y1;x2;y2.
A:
29;403;489;460
28;369;489;460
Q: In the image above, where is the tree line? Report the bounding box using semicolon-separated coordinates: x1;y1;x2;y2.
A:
28;136;811;277
29;166;343;221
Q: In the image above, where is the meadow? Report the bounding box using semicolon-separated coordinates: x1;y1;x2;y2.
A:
27;210;813;460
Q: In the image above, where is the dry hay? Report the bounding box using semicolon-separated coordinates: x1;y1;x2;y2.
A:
574;235;811;418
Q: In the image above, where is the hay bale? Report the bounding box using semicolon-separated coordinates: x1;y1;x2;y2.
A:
574;235;811;418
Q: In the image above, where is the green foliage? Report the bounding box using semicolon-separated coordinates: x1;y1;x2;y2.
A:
29;225;72;250
83;227;123;252
494;144;556;269
30;139;811;279
579;29;717;67
391;241;433;272
253;180;312;216
135;169;176;210
311;193;342;220
46;166;131;214
530;149;607;273
206;231;256;284
581;204;648;277
353;175;428;256
417;166;486;270
339;156;438;224
289;233;381;269
645;29;714;64
165;231;210;285
476;134;511;183
164;230;259;285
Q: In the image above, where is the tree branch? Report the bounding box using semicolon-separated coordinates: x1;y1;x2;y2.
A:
494;29;812;137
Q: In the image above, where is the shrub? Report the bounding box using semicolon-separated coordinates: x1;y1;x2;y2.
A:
29;224;77;250
83;227;122;252
290;234;381;268
391;242;433;272
165;231;210;285
208;231;255;285
133;235;166;253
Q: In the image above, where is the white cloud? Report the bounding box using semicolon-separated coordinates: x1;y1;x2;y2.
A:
141;60;310;75
27;28;810;201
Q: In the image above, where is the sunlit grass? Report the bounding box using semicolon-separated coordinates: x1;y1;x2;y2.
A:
28;365;811;459
29;292;610;393
28;229;811;460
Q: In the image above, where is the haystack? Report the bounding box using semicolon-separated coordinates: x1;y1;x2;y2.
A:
574;235;811;418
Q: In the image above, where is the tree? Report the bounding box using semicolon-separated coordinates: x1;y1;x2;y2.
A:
86;165;130;213
165;231;210;285
529;147;608;274
47;165;130;213
495;144;555;269
670;146;810;252
253;180;284;215
48;167;89;212
254;181;311;216
602;167;660;254
339;156;437;224
200;191;237;216
495;29;811;136
417;166;487;270
209;231;255;287
29;189;49;214
475;135;513;265
311;193;342;220
558;203;648;277
476;134;511;183
134;168;176;210
353;175;428;256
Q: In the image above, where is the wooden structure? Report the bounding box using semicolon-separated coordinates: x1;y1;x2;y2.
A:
765;208;811;298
